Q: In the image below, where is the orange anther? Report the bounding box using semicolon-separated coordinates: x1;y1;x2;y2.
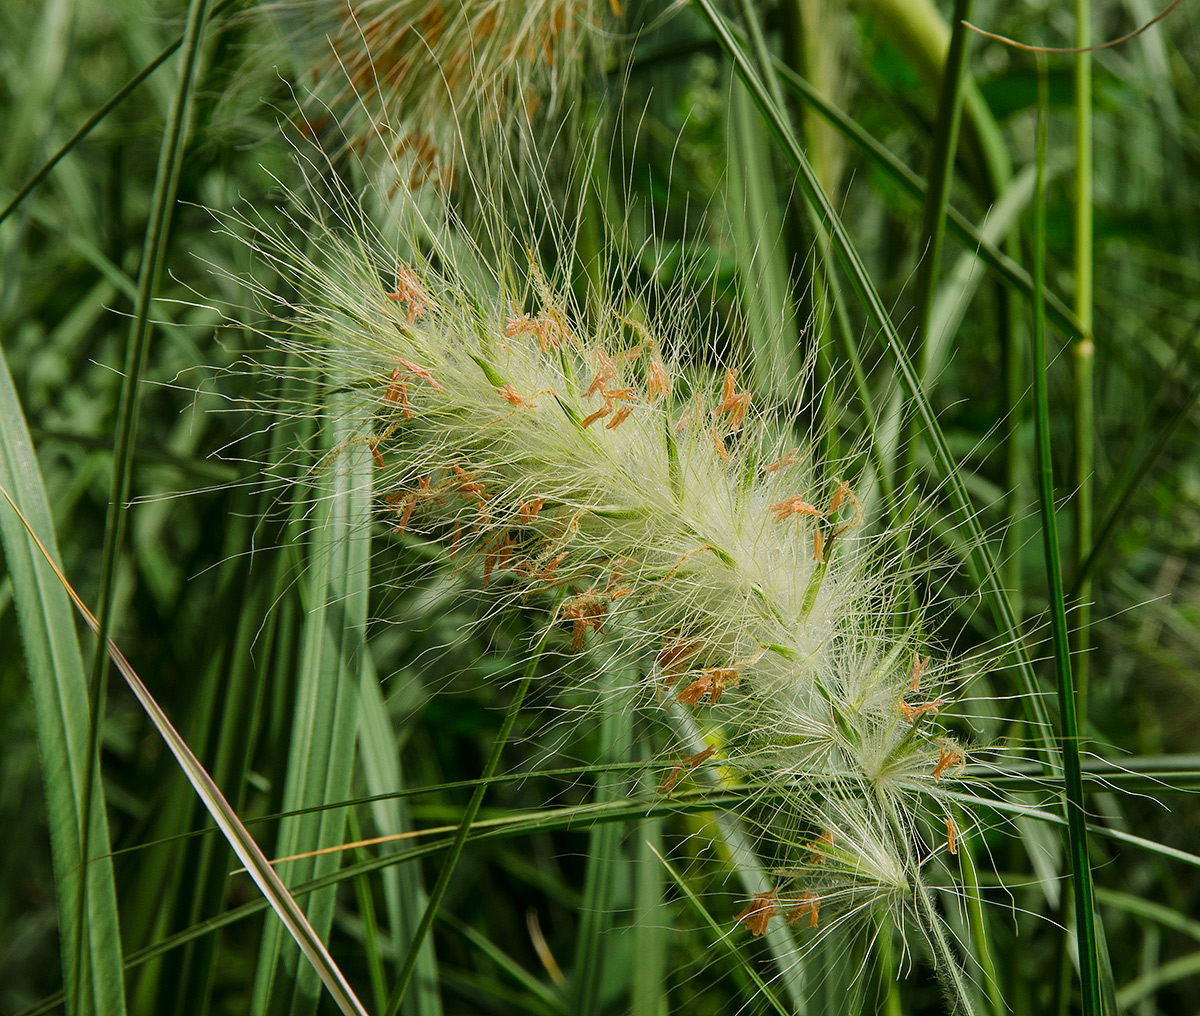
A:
584;350;617;399
393;356;445;392
829;479;851;514
734;891;778;937
813;528;825;563
385;265;429;323
657;745;716;797
395;498;415;533
717;368;751;431
562;593;607;651
945;816;958;855
655;636;703;683
712;429;730;462
384;366;414;420
910;653;928;692
503;312;534;338
677;667;740;707
899;697;943;723
527;549;570;588
369;439;386;469
764;448;800;473
786;890;820;929
808;829;835;866
605;405;633;429
518;495;546;524
498;384;527;405
451;464;486;500
769;496;822;523
582;404;611;428
647;358;669;400
932;744;964;782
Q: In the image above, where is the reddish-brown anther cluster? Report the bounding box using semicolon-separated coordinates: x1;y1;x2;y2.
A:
386;266;431;323
716;368;750;431
503;310;567;352
734;892;778;937
655;635;703;684
786;890;820;929
561;592;607;651
657;745;716;797
768;495;823;523
807;829;835;866
932;744;964;782
676;667;740;707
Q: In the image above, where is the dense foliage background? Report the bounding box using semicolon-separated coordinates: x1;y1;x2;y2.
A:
2;0;1200;1014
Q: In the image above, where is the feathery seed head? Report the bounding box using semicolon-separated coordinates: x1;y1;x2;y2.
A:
272;0;616;190
221;182;987;1011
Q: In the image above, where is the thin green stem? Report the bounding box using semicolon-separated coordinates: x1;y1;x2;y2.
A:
957;813;1004;1016
1031;58;1104;1016
383;641;548;1016
1072;0;1095;723
901;0;974;494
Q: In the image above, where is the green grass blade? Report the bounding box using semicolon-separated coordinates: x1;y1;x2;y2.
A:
0;480;371;1016
726;75;802;395
1072;0;1096;722
383;633;551;1016
631;731;665;1016
358;656;443;1016
0;349;127;1016
693;0;1053;743
568;671;632;1016
957;817;1004;1016
902;0;974;489
1030;61;1104;1016
252;397;372;1016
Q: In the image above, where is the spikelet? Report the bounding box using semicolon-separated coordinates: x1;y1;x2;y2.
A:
216;177;985;1013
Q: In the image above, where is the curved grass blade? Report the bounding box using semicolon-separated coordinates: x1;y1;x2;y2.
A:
251;398;372;1016
0;350;126;1016
631;726;666;1016
1071;0;1096;722
692;0;1053;741
0;483;372;1016
0;0;236;227
649;844;791;1016
1029;62;1103;1016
